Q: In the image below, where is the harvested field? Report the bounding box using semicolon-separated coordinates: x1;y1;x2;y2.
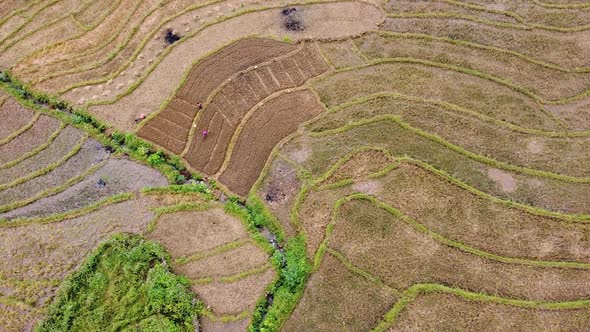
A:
0;197;159;331
381;18;590;68
0;114;60;165
148;208;248;257
313;63;563;131
392;292;590;331
1;158;167;220
0;138;109;210
330;199;590;301
218;89;324;195
0;96;34;141
4;0;590;329
284;253;398;331
0;126;82;186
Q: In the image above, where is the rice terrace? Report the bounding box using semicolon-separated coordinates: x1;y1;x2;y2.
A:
0;0;590;331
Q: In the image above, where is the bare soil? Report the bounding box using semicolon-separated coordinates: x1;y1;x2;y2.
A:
147;207;248;257
1;158;167;220
0;115;60;165
393;292;590;331
284;253;398;332
182;42;328;176
0;96;34;141
257;158;302;237
331;199;590;301
191;268;275;315
174;241;268;280
0;139;109;208
219;89;324;196
487;167;517;192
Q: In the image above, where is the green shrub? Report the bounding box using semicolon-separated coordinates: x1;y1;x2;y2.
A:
147;151;165;166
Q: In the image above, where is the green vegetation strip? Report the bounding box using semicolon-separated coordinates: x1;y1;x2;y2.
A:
0;134;87;190
327;92;590;137
387;12;590;32
0;0;46;26
0;192;134;227
0;71;206;186
0;122;66;169
201;308;251;323
373;283;590;332
312;115;590;183
36;233;201;332
371;30;590;73
0;111;41;145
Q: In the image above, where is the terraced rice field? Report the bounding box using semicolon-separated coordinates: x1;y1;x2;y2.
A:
1;0;590;331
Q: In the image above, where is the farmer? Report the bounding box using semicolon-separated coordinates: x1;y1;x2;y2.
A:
202;130;208;139
134;113;146;123
197;102;203;111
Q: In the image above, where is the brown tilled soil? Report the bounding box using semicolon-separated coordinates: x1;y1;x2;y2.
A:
147;207;248;257
185;44;328;177
138;38;297;154
0;96;34;141
392;292;590;331
331;199;590;301
191;268;275;315
312;63;562;131
1;158;168;220
0;115;60;165
174;241;268;280
380;18;590;68
356;32;590;101
0;197;157;332
84;1;383;132
283;253;398;332
258;158;302;237
0;126;83;185
0;139;109;208
219;89;324;196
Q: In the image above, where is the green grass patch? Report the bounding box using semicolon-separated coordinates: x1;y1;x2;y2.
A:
36;233;201;332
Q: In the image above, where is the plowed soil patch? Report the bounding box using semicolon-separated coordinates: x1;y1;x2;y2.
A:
184;43;328;176
0;115;60;165
138;38;297;154
148;208;248;258
0;96;34;141
219;89;324;196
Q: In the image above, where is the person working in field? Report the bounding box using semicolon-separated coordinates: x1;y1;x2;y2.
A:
197;102;203;111
202;130;208;139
